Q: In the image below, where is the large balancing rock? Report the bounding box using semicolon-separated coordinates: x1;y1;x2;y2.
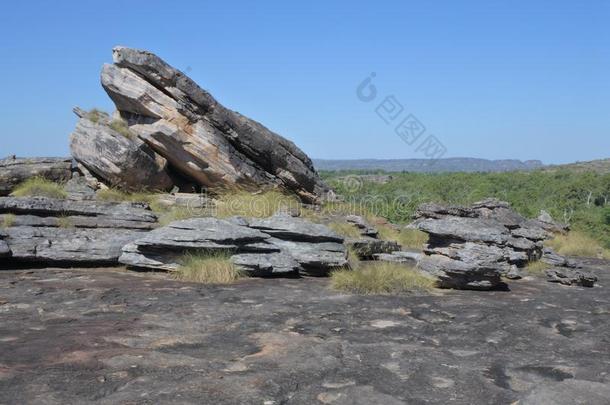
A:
101;46;330;203
70;108;173;191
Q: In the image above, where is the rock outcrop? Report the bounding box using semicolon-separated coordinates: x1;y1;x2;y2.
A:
413;199;551;289
0;157;72;196
0;197;156;264
70;108;174;191
94;46;329;203
119;214;347;276
545;267;597;287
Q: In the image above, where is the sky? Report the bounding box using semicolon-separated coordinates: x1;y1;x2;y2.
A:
0;0;608;164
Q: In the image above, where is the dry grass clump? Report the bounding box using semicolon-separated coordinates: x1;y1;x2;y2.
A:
328;221;362;239
87;108;106;123
11;178;67;199
173;252;245;284
214;190;299;218
56;216;74;228
546;231;610;259
377;226;428;250
109;118;133;138
331;262;436;295
524;260;551;275
0;214;16;228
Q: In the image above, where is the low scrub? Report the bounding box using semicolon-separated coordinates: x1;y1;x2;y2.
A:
214;190;299;218
546;231;610;259
174;252;245;284
0;214;16;228
11;178;67;199
331;262;436;295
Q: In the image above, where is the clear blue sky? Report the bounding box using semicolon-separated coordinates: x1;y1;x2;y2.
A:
1;0;608;164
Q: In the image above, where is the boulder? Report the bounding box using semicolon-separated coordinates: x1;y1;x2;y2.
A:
345;215;379;238
414;199;553;290
417;255;502;290
99;46;329;203
70;107;173;191
0;157;72;196
346;238;401;259
545;267;597;287
119;215;347;276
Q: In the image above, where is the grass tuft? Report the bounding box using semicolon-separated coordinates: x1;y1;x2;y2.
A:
525;260;551;275
214;190;299;218
331;262;436;295
328;221;362;239
56;216;73;228
109;118;133;138
87;108;105;123
11;178;67;199
546;231;610;259
0;214;16;228
377;226;428;250
173;251;245;284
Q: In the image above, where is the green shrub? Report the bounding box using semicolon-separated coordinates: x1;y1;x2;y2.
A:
11;178;67;199
173;252;245;284
331;262;436;295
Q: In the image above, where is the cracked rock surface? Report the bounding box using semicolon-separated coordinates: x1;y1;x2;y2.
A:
0;257;608;404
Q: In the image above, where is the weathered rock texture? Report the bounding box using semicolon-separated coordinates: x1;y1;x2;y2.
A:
97;46;329;203
0;157;72;196
119;214;347;276
70;107;173;191
0;197;156;264
413;199;553;290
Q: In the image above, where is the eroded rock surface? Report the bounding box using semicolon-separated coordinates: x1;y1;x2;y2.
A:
0;197;156;264
0;258;608;404
0;157;72;196
98;46;329;202
70;107;174;191
413;199;554;289
119;214;347;276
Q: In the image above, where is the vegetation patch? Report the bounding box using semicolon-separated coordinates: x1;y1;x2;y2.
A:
87;108;106;123
109;118;134;138
173;251;245;284
56;216;74;228
378;226;428;250
11;178;67;199
328;221;361;239
524;260;551;275
331;262;436;295
546;231;610;259
0;214;16;228
214;190;299;218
